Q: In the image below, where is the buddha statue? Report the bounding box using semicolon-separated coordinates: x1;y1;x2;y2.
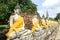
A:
6;3;33;40
9;3;22;27
31;15;41;32
6;3;25;40
31;15;45;40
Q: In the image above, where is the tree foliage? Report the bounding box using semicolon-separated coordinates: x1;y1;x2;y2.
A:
49;17;54;20
55;13;60;21
0;0;37;24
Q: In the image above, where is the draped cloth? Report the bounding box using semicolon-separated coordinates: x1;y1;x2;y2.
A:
42;19;48;28
6;16;24;37
31;18;39;32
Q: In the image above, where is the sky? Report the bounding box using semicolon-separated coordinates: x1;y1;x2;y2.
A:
31;0;60;18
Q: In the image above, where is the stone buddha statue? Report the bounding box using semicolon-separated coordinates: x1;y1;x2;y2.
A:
31;15;41;32
6;3;33;40
6;3;24;40
9;3;22;27
31;15;44;40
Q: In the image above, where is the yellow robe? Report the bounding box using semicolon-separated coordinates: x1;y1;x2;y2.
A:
42;19;48;28
39;24;43;30
31;18;39;32
6;16;24;37
47;21;58;25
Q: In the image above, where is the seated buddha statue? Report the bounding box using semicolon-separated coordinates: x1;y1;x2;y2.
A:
6;3;25;40
6;3;33;40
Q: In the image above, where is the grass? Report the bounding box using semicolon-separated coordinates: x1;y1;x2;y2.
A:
0;25;7;32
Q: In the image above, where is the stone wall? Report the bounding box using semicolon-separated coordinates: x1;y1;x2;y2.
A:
20;13;41;30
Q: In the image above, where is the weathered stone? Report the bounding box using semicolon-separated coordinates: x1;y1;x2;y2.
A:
8;31;18;40
19;29;34;40
32;27;45;40
8;29;34;40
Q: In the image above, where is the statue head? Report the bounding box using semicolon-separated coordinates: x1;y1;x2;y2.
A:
14;3;21;14
33;15;37;18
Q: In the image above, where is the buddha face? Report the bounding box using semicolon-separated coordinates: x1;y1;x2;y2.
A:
14;9;20;14
33;15;37;18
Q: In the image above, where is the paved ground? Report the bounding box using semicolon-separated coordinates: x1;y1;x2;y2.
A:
55;25;60;40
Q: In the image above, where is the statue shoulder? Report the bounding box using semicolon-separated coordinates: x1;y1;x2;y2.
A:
10;15;14;19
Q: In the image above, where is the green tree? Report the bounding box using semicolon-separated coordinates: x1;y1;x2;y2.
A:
0;0;37;24
49;17;54;20
55;13;60;21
